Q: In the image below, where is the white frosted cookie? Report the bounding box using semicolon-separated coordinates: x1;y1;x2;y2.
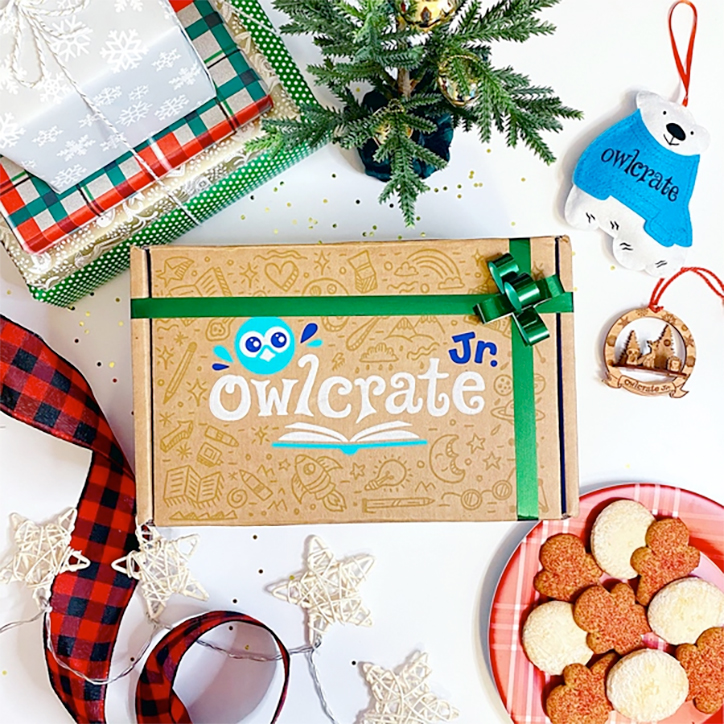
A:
522;601;592;675
607;649;688;722
590;499;655;579
648;577;724;644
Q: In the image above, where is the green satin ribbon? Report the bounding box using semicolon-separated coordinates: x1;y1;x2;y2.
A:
474;253;568;346
131;239;572;520
131;293;571;319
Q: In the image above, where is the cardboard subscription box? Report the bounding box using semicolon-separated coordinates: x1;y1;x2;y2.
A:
131;236;578;525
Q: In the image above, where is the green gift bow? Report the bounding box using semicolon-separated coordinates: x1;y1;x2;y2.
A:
474;254;568;346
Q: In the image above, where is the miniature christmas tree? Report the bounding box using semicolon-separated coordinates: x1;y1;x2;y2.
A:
618;331;641;367
247;0;582;225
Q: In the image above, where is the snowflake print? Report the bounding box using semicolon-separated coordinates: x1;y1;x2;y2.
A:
32;126;63;147
101;133;127;152
169;65;201;90
49;16;92;61
101;30;148;73
0;61;20;95
119;100;152;127
0;113;26;149
153;49;181;71
129;85;149;102
115;0;143;10
93;86;122;107
52;164;87;189
155;95;189;122
79;112;101;129
57;135;95;162
38;73;72;104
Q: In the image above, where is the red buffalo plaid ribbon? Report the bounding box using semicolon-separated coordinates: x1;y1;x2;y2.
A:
0;316;137;723
136;611;291;723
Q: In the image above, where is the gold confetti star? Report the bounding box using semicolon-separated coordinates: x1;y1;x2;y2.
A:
351;463;366;480
177;443;191;460
269;536;374;642
314;250;330;275
0;510;89;607
174;331;188;346
278;459;290;471
361;652;458;724
466;434;486;454
253;425;269;444
112;526;208;619
483;452;501;470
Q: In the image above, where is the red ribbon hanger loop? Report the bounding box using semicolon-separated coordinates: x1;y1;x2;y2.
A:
649;267;724;312
136;611;291;724
668;0;698;107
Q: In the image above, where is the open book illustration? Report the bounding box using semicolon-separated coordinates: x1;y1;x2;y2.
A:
272;421;427;455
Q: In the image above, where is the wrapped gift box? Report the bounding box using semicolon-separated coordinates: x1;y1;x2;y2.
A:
0;0;272;255
0;0;216;192
130;236;578;526
0;0;321;306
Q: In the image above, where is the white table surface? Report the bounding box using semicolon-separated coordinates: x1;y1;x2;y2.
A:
2;1;724;722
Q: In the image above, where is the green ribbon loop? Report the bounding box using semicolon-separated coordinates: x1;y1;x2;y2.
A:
474;253;567;346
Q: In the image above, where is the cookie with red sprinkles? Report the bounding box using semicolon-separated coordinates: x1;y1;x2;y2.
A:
676;626;724;714
631;517;701;605
573;582;651;655
546;653;618;724
534;534;603;602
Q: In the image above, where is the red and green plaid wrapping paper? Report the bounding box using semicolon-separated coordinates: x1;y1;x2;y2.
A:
0;0;272;256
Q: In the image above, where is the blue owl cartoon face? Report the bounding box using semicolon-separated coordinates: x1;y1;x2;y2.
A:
234;317;295;375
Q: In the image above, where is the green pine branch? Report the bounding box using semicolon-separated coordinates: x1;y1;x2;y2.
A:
247;0;581;225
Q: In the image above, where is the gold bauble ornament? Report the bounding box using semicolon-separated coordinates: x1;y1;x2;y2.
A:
437;55;479;107
373;121;413;146
399;0;459;31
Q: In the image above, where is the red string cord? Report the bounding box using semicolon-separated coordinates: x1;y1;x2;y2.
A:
669;0;698;107
649;267;724;312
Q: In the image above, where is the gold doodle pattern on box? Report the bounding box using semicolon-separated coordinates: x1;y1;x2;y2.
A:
142;238;573;525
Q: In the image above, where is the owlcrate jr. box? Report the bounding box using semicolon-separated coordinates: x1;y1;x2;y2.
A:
131;236;578;525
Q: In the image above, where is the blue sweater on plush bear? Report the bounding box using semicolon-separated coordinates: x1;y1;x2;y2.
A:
573;110;700;249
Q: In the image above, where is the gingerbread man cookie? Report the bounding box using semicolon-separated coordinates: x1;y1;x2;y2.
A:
534;534;603;602
573;583;650;655
631;517;700;605
676;627;724;714
546;653;618;724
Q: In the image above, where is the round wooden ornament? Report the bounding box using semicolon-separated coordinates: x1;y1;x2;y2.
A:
604;307;695;398
603;266;724;398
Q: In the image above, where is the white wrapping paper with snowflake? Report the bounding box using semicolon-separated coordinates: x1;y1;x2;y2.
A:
0;0;215;192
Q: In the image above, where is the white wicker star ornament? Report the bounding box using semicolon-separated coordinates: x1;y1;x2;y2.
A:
0;509;90;607
111;525;208;619
269;536;374;642
362;652;459;724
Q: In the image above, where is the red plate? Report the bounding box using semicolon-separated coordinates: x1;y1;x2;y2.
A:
489;483;724;724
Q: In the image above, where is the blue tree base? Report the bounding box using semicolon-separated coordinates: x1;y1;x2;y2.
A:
357;92;453;182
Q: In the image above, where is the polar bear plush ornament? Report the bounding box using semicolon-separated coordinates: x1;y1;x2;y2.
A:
565;91;709;276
